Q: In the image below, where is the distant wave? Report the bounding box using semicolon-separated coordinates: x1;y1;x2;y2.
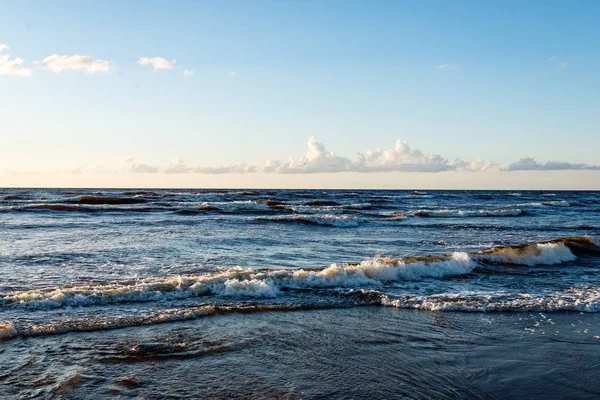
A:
10;204;172;213
517;200;570;207
255;214;360;227
77;196;147;205
3;199;298;215
395;208;526;218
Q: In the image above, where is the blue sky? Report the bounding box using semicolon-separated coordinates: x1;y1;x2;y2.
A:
1;0;599;188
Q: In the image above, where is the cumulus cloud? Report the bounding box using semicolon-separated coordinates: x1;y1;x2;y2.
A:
265;137;354;174
138;57;176;72
183;69;194;77
0;45;32;77
263;137;492;174
41;54;114;73
121;157;159;173
356;140;451;173
503;157;600;171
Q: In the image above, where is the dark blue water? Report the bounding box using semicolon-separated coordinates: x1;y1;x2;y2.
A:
1;189;599;398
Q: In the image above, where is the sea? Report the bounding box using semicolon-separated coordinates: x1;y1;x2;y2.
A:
1;188;599;399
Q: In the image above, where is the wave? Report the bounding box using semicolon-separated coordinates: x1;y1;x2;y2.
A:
255;214;360;227
305;200;340;206
380;284;600;312
0;254;474;309
121;191;161;197
405;208;525;218
517;200;570;208
12;204;172;213
77;196;147;205
27;204;98;212
1;303;347;341
3;236;595;311
5;200;297;215
3;281;600;341
0;321;17;340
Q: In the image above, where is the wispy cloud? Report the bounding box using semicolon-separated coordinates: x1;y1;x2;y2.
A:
121;157;159;173
40;54;115;73
165;158;258;174
547;56;568;70
194;163;258;174
503;157;600;171
183;69;194;77
436;64;456;70
0;44;33;77
138;56;176;72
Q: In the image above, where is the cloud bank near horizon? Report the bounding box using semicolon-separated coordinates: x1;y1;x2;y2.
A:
503;157;600;171
121;137;495;175
1;137;598;178
114;137;595;175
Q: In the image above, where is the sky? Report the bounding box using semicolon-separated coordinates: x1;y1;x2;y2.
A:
1;0;599;189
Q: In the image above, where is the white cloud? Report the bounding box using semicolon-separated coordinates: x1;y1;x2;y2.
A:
503;157;600;171
356;140;451;173
448;156;495;172
0;54;32;77
138;57;176;72
194;163;258;174
547;55;556;61
41;54;114;73
165;158;192;174
558;62;568;70
436;64;456;70
164;158;257;174
121;157;159;173
263;137;493;174
0;45;32;77
265;137;354;174
183;69;194;77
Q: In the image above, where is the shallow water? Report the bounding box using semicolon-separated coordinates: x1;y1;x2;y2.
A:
1;189;599;397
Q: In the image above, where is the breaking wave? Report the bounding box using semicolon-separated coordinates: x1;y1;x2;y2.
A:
2;236;596;311
380;284;600;312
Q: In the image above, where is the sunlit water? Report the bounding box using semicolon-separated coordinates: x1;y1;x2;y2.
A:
1;189;599;398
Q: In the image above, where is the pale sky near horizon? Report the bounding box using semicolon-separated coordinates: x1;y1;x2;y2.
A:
1;0;599;189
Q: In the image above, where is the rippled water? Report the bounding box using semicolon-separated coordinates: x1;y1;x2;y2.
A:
1;189;599;398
